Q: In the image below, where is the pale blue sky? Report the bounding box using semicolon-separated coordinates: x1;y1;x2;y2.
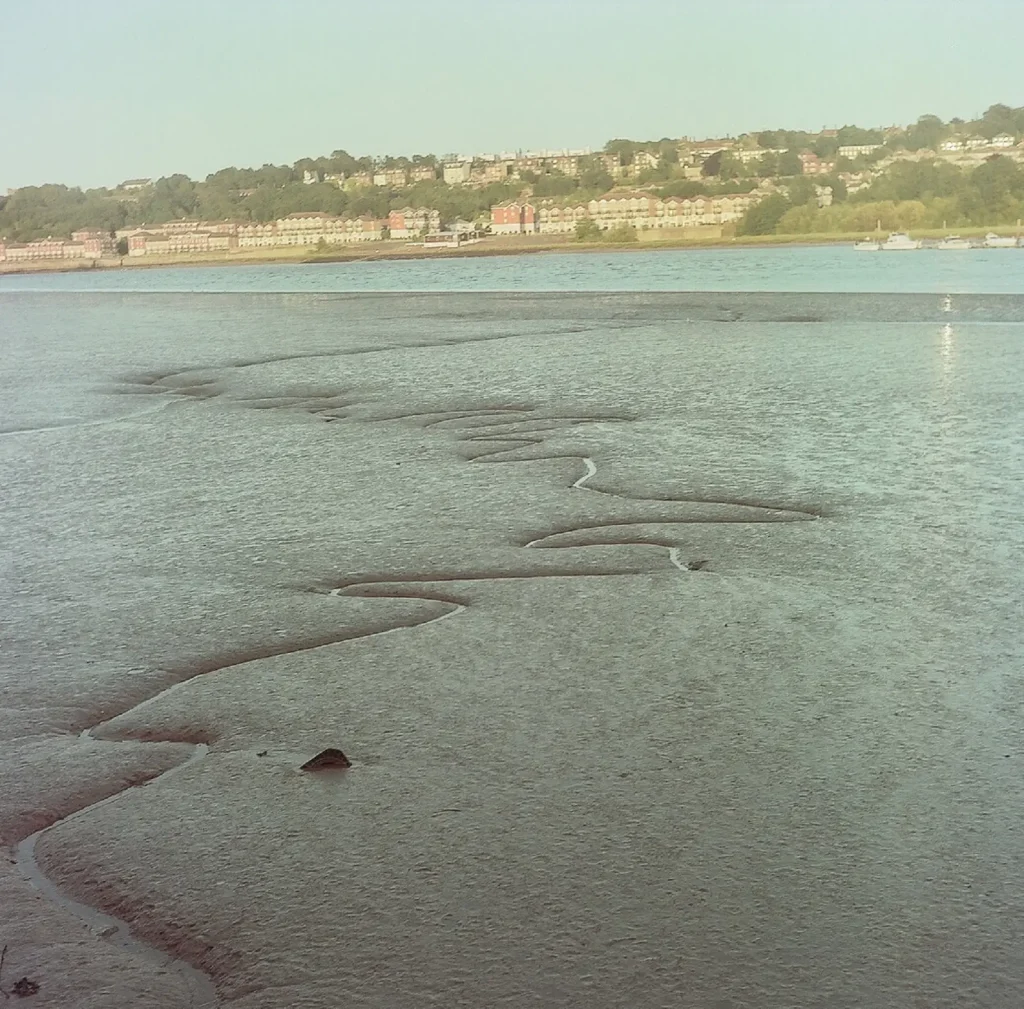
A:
1;0;1022;191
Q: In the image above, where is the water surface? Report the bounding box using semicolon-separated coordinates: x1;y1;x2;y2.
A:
2;242;1024;293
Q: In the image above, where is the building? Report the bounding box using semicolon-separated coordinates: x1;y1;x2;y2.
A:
388;206;441;239
798;152;835;175
70;229;114;256
839;171;874;195
119;178;152;192
237;213;384;249
235;221;279;247
533;188;764;234
549;155;581;177
128;229;238;256
692;140;736;159
597;153;626;178
127;232;165;256
473;160;513;185
991;133;1016;148
373;168;409;188
443;161;473;185
736;147;778;164
302;170;321;185
1;238;68;261
276;211;382;245
659;193;757;227
410;164;437;183
522;202;536;233
490;201;522;234
587;190;659;230
343;172;373;190
490;201;537;234
536;202;588;234
511;155;547;177
633;150;660;172
838;144;882;159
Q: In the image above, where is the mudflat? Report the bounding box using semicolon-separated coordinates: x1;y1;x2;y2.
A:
3;291;1022;1007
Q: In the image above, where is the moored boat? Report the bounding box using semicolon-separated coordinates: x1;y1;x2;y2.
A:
880;232;922;250
854;237;880;250
983;232;1017;248
937;235;972;250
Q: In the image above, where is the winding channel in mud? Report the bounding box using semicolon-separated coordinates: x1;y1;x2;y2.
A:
13;372;821;1007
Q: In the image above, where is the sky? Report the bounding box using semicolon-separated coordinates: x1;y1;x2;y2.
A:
1;0;1023;191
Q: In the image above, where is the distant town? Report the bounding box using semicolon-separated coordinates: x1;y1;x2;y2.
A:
2;103;1023;267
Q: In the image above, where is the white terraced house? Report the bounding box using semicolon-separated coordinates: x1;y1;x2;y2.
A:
586;191;660;230
525;190;764;235
536;203;589;234
128;230;237;256
238;213;385;248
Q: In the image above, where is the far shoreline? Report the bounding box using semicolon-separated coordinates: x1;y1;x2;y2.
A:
0;232;859;278
2;225;1021;278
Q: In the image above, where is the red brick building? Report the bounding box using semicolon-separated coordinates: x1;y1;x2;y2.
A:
490;201;538;235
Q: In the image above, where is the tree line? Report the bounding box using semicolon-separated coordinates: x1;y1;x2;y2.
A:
739;156;1024;236
2;104;1021;242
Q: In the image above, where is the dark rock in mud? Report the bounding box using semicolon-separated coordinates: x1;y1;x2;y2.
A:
300;748;352;771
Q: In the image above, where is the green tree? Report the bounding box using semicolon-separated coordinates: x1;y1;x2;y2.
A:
904;114;948;151
637;161;674;184
604;139;636;165
116;237;129;256
756;151;779;177
532;173;579;198
777;150;802;176
579;160;613;192
574;218;602;242
736;193;791;235
701;150;725;177
714;152;743;180
976;103;1021;140
821;174;848;202
837;125;882;146
657;179;709;198
812;136;839;159
787;176;816;205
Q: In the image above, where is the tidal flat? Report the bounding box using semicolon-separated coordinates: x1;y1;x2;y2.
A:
2;290;1023;1007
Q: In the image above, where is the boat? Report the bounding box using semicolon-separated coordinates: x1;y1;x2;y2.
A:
937;235;972;250
854;237;880;250
983;232;1017;248
880;232;922;250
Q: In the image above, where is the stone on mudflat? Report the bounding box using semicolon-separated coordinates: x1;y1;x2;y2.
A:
12;976;41;996
300;748;352;771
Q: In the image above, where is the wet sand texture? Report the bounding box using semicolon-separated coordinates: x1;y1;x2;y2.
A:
3;292;1023;1007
